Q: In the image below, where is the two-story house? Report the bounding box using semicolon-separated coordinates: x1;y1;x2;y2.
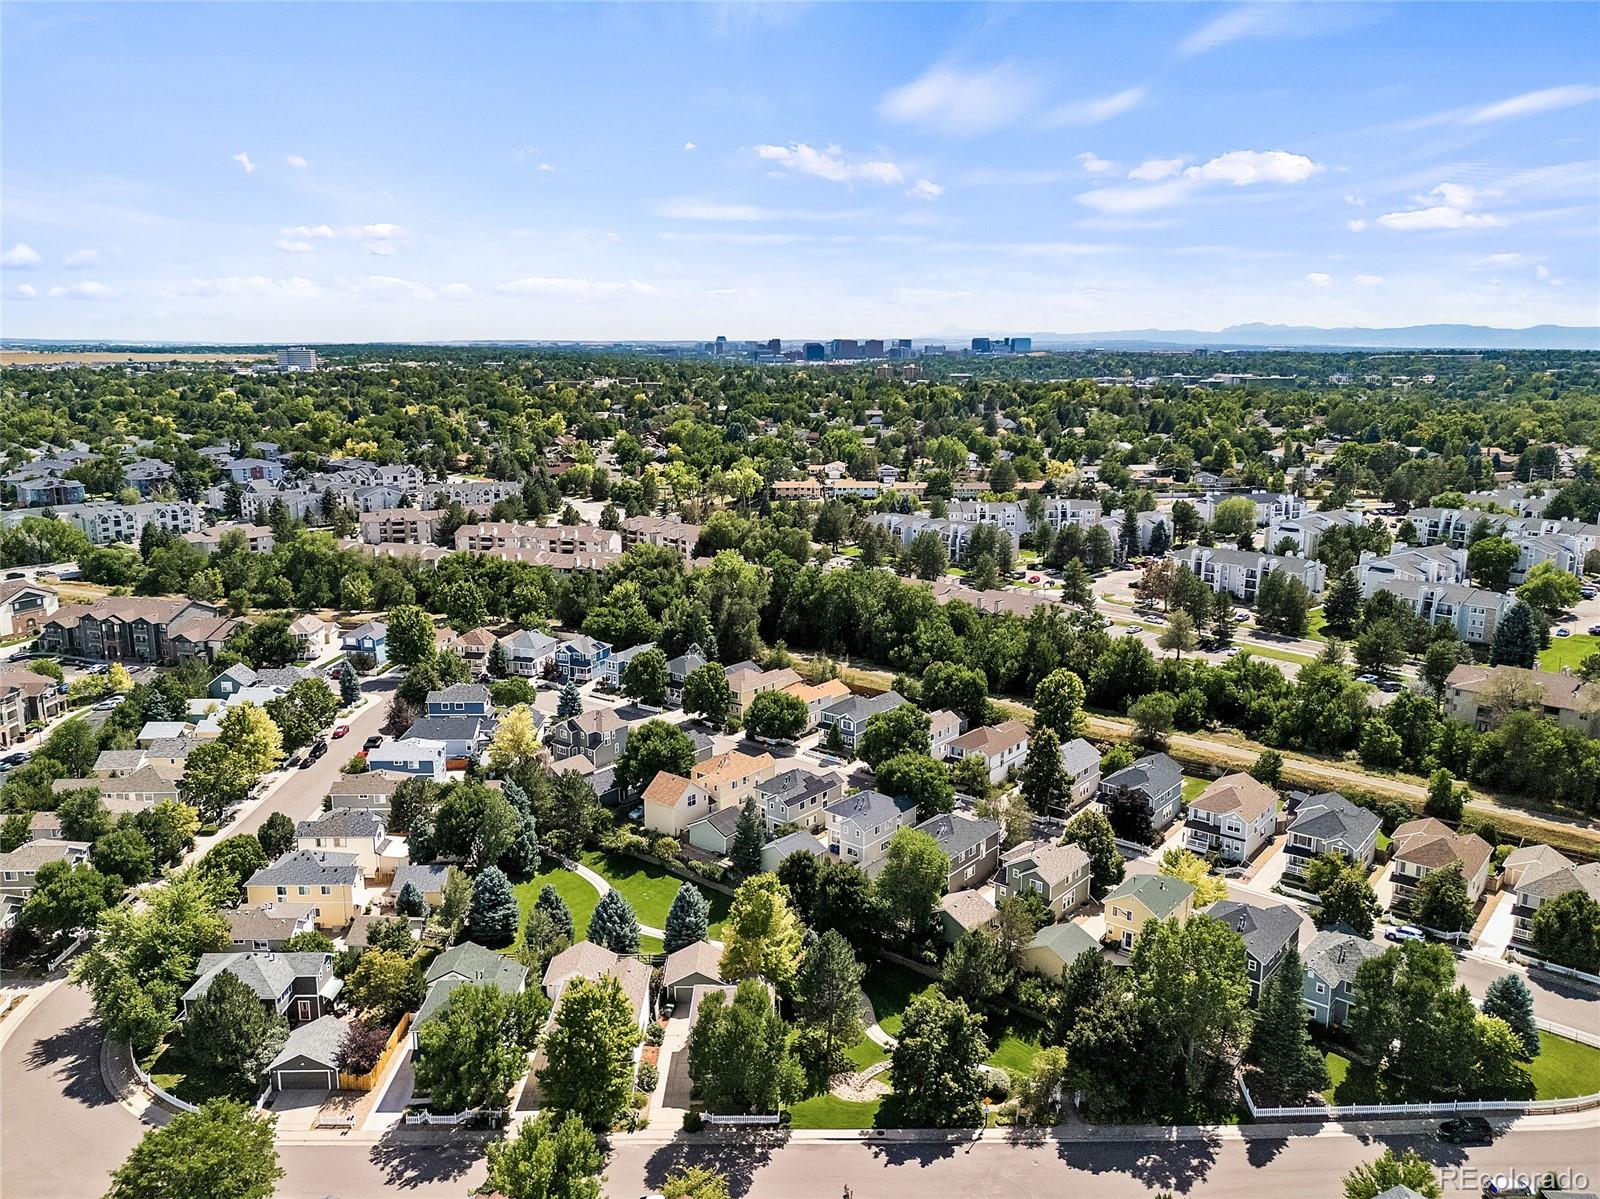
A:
413;942;530;1048
599;642;659;692
294;810;390;879
757;768;845;835
553;635;612;684
223;902;319;952
824;789;918;867
340;620;389;667
244;850;365;931
401;716;490;764
909;812;1003;892
945;719;1030;785
182;951;340;1026
1099;752;1184;832
1104;874;1196;951
327;769;407;816
1059;737;1103;812
665;648;708;706
1281;792;1381;884
1184;773;1277;864
501;629;559;679
690;750;778;810
642;773;714;838
1206;899;1301;1002
425;683;492;719
546;708;630;768
0;840;91;899
1301;928;1384;1028
1388;818;1493;916
782;678;852;729
997;839;1092;917
818;691;906;755
1504;849;1600;954
723;661;802;720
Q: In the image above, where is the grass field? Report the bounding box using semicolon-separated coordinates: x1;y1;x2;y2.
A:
863;963;939;1039
142;1042;251;1106
985;1022;1044;1078
787;1093;883;1128
510;864;601;952
579;850;731;937
844;1035;890;1071
1323;1031;1600;1104
1539;633;1598;673
1239;643;1316;665
1305;609;1328;642
1182;774;1212;803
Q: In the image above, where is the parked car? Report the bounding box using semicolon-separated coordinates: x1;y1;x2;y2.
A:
1355;672;1379;684
88;663;110;675
331;724;351;739
1590;625;1600;636
94;696;123;711
1387;924;1426;943
1555;627;1571;638
363;734;384;751
308;739;328;760
1378;680;1402;693
1438;1116;1493;1145
2;751;30;767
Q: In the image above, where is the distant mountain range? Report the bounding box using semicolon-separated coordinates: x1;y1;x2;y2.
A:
1011;323;1600;351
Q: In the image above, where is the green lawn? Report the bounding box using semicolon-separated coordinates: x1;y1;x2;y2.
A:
1239;643;1316;665
1182;774;1212;804
787;1093;882;1129
1539;633;1598;673
142;1042;252;1106
579;850;732;937
843;1035;889;1071
863;963;938;1039
1305;608;1328;642
1324;1032;1600;1105
985;1021;1044;1078
510;864;601;952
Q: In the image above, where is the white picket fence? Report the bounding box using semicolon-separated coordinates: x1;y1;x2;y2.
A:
702;1113;782;1127
403;1108;506;1127
1507;948;1600;988
127;1046;200;1115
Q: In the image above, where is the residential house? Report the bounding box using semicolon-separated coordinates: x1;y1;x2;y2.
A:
823;789;918;867
366;737;448;779
502;629;559;679
51;764;180;809
426;683;492;718
547;708;630;767
1206;900;1301;1002
267;1016;345;1094
0;840;91;899
1506;850;1600;954
910;812;1002;892
782;678;851;729
244;851;365;931
939;890;999;944
414;942;529;1047
1282;792;1381;883
39;598;238;664
182;951;340;1026
224;902;318;952
1301;928;1384;1027
1104;874;1197;951
642;773;713;838
340;620;388;667
294;810;388;878
1388;818;1493;915
691;750;778;809
402;716;491;762
661;941;725;1004
1099;752;1185;832
541;941;652;1032
818;690;906;755
1444;663;1599;736
327;769;407;815
1020;922;1101;979
1059;738;1102;811
1171;546;1327;600
756;768;844;834
685;804;745;857
599;641;658;692
927;709;964;761
997;839;1092;917
1184;773;1278;864
945;719;1029;785
287;614;336;659
387;863;451;909
553;635;611;683
723;661;801;720
0;579;58;639
664;648;707;705
761;830;827;873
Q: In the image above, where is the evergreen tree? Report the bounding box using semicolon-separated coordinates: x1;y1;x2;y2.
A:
1480;974;1539;1059
793;928;865;1072
467;866;519;947
587;888;641;954
1020;727;1068;813
730;796;765;876
557;681;583;717
1118;507;1141;561
486;638;509;679
1210;598;1236;647
1321;571;1363;640
1146;519;1171;557
1423;769;1464;821
663;882;711;954
395;881;427;917
535;883;575;941
1489;600;1539;668
339;661;360;706
1244;944;1330;1104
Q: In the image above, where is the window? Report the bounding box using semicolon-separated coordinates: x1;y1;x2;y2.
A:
320;885;331;896
1314;982;1325;995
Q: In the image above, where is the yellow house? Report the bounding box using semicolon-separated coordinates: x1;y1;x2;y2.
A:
245;850;366;932
1104;874;1196;952
690;750;778;809
642;772;713;837
782;678;851;728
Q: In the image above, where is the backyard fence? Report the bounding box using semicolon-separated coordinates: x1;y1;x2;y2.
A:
338;1013;411;1092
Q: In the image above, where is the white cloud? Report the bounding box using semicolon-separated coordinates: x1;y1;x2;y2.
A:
906;178;945;201
1077;177;1195;214
64;248;101;267
441;282;475;301
1305;272;1332;287
1375;183;1504;231
1472;252;1544;268
1180;4;1365;55
684;141;697;151
878;62;1040;136
658;201;770;222
233;152;256;174
960;167;1070;187
286;154;309;168
1128;157;1185;181
13;284;38;299
537;163;556;173
1;243;42;268
1354;274;1384;286
47;281;115;300
1465;84;1600;125
281;224;336;239
1077;152;1119;176
355;223;409;240
1184;149;1321;185
166;276;320;300
756;143;904;186
365;241;399;256
495;275;657;298
1048;87;1147;126
275;240;313;253
340;275;435;302
1347;219;1368;232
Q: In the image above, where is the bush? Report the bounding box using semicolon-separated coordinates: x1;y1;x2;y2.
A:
681;1110;705;1132
985;1069;1011;1103
651;835;681;862
335;1020;390;1075
636;1062;659;1092
646;1021;665;1046
630;1090;650;1110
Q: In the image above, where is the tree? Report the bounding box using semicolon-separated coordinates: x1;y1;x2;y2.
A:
487;704;543;773
1021;727;1068;813
663;883;711;953
1321;571;1362;640
92;825;155;887
921;661;988;729
1467;536;1519;591
1413;862;1474;933
907;529;949;580
743;690;808;741
1256;569;1313;636
1354;619;1405;678
686;979;799;1114
587;888;641;954
1249;749;1283;789
1423;768;1464;820
1531;888;1600;974
396;880;427;917
1158;848;1227;906
1130;914;1252;1107
1063;808;1125;897
482;1112;604;1199
1489;600;1540;668
57;788;112;842
873;827;949;939
468;866;520;947
875;752;954;816
265;678;339;754
179;703;281;824
719;872;803;995
1312;860;1380;938
386;604;435;669
729;797;766;877
256;811;294;860
681;663;731;726
196;835;268;902
20;859;117;938
617;719;695;796
857;703;931;771
1518;559;1582;621
941;929;1012;1013
414;981;547;1113
1421;639;1463;701
1059;558;1095;608
622;648;669;707
535;884;576;942
1351;940;1478;1095
1102;784;1155;846
810;858;877;945
335;1020;391;1076
538;975;643;1129
1244;944;1329;1104
1158;611;1198;661
339;661;361;706
343;948;424;1023
1342;1148;1442;1199
431;781;520;868
104;1099;281;1199
1128;692;1176;748
660;1166;731;1199
792;928;864;1073
881;991;988;1129
1481;973;1539;1059
1212;497;1257;537
1033;668;1087;738
180;970;288;1091
556;680;583;718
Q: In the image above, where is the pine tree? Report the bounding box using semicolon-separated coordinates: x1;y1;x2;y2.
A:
663;882;711;954
535;884;575;941
587;888;641;954
1119;507;1141;561
339;661;360;706
1244;944;1330;1104
467;866;519;947
395;881;426;917
731;797;765;877
487;639;509;679
1481;974;1539;1059
1322;571;1363;640
1146;519;1171;557
1020;727;1067;814
557;681;583;718
1490;601;1539;668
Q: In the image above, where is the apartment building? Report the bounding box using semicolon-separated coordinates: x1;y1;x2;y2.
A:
1266;509;1363;557
360;509;442;545
39;598;239;664
0;579;58;639
620;515;700;556
1171;546;1327;601
49;501;203;545
1361;579;1515;645
1354;544;1468;595
453;522;621;555
1443;663;1599;736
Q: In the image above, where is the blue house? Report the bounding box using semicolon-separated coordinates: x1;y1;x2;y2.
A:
341;620;388;668
553;635;612;684
425;684;492;718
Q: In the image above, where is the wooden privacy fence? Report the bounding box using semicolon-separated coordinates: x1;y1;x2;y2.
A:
338;1013;411;1092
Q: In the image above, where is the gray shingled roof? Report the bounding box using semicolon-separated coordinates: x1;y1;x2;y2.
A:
388;863;451;896
1103;752;1182;799
1289;793;1382;843
295;809;384;841
268;1015;346;1073
426;683;492;706
1206;900;1300;964
1302;929;1384;988
914;812;1001;860
248;850;360;888
825;789;916;827
1060;737;1101;775
184;951;331;1004
759;768;839;812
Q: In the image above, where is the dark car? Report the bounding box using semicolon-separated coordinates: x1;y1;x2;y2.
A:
363;734;383;751
3;750;30;767
1439;1115;1493;1145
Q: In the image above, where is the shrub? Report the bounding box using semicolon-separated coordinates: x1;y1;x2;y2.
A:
651;835;681;862
636;1062;659;1092
985;1070;1011;1103
681;1110;705;1132
646;1021;665;1046
335;1020;390;1075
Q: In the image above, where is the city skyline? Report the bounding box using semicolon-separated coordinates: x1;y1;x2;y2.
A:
3;2;1598;341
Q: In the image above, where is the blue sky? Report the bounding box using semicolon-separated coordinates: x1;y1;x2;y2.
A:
3;2;1597;341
